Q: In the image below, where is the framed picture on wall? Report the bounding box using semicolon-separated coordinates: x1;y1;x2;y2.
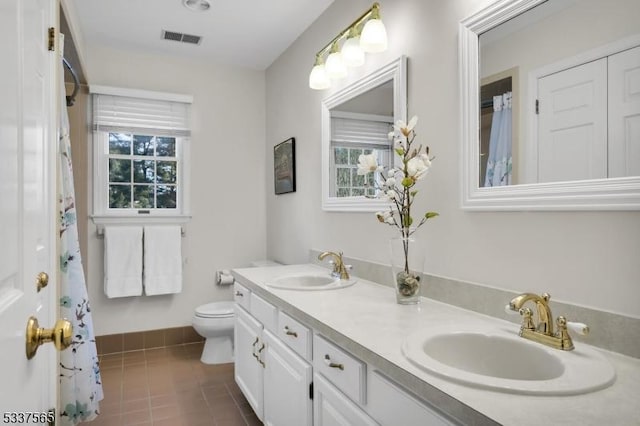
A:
274;137;296;195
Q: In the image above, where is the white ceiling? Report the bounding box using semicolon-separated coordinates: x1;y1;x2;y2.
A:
69;0;334;70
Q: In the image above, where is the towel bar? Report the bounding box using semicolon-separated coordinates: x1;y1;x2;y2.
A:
96;225;186;237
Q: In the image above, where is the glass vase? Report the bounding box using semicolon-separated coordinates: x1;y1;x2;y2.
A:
389;233;424;304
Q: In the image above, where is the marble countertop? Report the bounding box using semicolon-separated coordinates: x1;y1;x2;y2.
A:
231;264;640;426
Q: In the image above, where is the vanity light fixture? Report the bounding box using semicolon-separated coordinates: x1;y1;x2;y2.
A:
309;2;388;90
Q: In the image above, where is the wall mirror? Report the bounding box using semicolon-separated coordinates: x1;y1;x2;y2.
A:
321;56;407;212
460;0;640;210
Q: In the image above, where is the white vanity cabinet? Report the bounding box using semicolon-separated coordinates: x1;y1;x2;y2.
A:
234;304;265;420
263;329;313;426
234;292;313;426
314;373;378;426
233;283;455;426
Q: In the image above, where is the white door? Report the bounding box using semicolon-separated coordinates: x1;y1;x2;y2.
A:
537;58;608;182
0;0;57;418
263;330;313;426
234;306;265;421
608;45;640;178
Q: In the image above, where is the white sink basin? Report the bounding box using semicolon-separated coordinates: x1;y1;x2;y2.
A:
266;274;357;291
402;325;615;395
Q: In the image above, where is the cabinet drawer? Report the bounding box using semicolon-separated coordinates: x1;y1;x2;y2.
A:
369;371;454;426
313;334;366;405
277;311;312;361
250;292;277;333
234;283;251;311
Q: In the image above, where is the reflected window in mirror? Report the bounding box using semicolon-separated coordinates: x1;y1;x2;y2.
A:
460;0;640;210
330;110;393;198
322;56;407;212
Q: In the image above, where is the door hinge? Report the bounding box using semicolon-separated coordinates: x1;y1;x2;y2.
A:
48;408;56;426
309;382;314;400
535;99;539;114
48;27;55;51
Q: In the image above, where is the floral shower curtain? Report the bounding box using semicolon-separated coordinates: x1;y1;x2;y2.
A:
58;57;103;424
484;91;513;187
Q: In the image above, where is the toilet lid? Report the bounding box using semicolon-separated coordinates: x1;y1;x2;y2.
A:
195;301;235;318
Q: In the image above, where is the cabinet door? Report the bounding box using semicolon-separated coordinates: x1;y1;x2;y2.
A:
234;306;264;421
263;330;313;426
314;373;378;426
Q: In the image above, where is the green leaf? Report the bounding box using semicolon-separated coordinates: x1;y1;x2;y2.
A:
395;148;404;157
401;177;413;187
410;190;418;197
425;211;439;219
403;216;413;227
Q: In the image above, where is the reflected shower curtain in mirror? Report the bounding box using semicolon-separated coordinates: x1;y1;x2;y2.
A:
58;57;103;424
484;92;512;187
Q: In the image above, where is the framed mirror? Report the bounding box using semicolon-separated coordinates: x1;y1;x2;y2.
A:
321;56;407;212
460;0;640;210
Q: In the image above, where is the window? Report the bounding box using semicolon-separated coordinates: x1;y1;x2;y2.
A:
91;86;192;220
330;113;392;198
107;133;178;209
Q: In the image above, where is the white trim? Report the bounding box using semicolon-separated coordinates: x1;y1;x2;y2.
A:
89;85;193;104
322;56;407;212
91;132;192;217
459;0;640;211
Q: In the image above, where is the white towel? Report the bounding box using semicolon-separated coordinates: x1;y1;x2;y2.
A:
104;226;143;298
143;226;183;296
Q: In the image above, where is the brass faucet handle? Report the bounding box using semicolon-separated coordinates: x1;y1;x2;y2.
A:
566;321;590;336
519;307;535;331
556;316;575;350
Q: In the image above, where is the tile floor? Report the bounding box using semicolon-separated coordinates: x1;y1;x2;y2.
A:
85;342;262;426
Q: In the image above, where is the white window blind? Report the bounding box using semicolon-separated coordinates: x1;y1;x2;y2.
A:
92;91;191;137
331;116;392;148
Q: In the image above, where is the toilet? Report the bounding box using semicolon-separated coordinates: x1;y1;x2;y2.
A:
192;301;235;364
192;261;280;364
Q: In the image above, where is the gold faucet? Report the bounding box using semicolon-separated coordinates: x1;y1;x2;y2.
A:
508;292;588;351
318;251;350;280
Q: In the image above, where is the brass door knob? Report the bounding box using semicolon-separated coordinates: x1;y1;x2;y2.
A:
25;316;72;360
36;272;49;292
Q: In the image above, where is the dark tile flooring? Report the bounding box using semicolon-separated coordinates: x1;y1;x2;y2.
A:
85;342;262;426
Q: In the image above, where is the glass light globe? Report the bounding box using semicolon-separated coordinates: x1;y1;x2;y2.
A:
341;37;365;68
309;64;330;90
360;18;388;53
325;51;348;79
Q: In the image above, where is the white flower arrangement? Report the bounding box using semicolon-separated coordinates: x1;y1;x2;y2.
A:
356;116;438;300
356;116;438;238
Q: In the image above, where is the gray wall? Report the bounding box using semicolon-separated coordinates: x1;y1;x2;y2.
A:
265;0;640;318
84;46;267;335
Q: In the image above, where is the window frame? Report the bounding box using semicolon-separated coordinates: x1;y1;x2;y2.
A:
95;131;188;215
90;86;192;226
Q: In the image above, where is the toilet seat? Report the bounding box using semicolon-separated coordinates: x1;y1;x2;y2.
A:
195;301;234;318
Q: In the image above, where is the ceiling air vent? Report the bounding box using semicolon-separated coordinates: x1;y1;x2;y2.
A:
162;30;202;45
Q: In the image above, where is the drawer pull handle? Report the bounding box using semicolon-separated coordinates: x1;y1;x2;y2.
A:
251;337;259;356
257;343;266;367
235;291;244;297
284;326;298;338
324;354;344;371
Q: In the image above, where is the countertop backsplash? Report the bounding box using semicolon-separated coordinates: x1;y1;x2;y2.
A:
308;249;640;359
